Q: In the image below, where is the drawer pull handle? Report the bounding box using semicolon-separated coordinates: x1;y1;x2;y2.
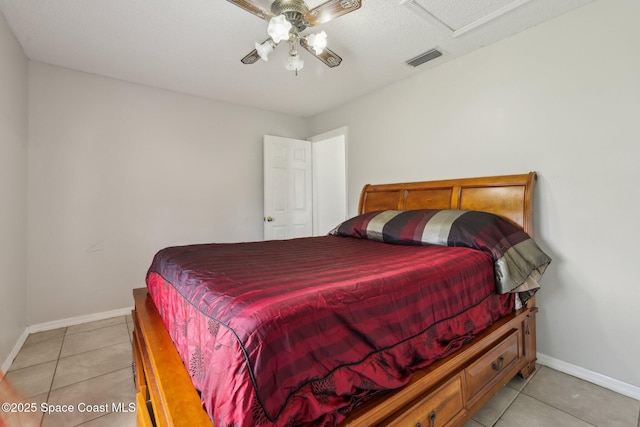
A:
417;410;437;427
492;355;505;371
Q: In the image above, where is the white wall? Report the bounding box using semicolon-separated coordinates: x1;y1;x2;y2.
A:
0;10;28;367
310;0;640;389
27;62;308;324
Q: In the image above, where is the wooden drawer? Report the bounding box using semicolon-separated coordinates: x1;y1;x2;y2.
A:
465;329;520;399
386;373;465;427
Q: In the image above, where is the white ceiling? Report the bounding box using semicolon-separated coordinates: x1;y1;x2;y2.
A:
0;0;593;117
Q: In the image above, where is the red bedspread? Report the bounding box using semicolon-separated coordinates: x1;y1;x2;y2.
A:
146;235;513;426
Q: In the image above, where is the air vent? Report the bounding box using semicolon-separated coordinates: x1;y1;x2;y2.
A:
406;48;443;67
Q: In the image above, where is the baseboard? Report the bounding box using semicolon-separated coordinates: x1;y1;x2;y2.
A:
1;328;30;373
537;352;640;401
27;306;134;334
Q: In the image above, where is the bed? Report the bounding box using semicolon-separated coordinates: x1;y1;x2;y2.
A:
132;172;548;427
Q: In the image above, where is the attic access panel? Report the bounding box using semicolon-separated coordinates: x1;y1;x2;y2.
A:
402;0;532;37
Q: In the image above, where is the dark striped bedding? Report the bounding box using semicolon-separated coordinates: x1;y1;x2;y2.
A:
146;235;514;426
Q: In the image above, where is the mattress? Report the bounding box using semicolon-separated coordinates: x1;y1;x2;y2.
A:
146;235;513;426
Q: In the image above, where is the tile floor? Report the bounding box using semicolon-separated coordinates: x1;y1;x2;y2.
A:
3;315;640;426
4;316;136;426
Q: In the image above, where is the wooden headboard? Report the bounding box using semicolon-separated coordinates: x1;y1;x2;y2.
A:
358;172;537;237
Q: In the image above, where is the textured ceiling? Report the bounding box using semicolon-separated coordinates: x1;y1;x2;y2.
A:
0;0;593;117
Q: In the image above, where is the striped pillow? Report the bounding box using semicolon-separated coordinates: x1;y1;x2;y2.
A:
330;210;551;301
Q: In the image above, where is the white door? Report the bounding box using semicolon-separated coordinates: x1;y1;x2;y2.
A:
263;135;313;240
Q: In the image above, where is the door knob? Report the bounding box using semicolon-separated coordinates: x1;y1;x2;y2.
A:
265;216;274;222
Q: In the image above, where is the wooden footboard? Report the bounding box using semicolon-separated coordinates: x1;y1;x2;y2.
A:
132;288;537;426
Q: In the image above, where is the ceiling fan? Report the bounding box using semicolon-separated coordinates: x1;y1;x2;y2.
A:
227;0;362;74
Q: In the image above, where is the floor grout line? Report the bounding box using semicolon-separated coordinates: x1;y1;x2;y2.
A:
39;326;67;427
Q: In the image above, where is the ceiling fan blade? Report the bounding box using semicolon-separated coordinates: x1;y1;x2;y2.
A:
241;38;275;64
305;0;362;26
241;48;261;64
226;0;273;20
300;39;342;68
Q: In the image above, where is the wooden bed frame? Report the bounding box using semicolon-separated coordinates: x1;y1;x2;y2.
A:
132;172;540;427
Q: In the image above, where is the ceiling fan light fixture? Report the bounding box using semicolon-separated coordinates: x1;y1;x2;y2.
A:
267;14;292;43
286;53;304;73
230;0;362;73
255;40;275;61
306;31;328;55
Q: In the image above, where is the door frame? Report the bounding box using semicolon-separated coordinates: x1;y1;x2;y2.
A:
309;126;348;236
